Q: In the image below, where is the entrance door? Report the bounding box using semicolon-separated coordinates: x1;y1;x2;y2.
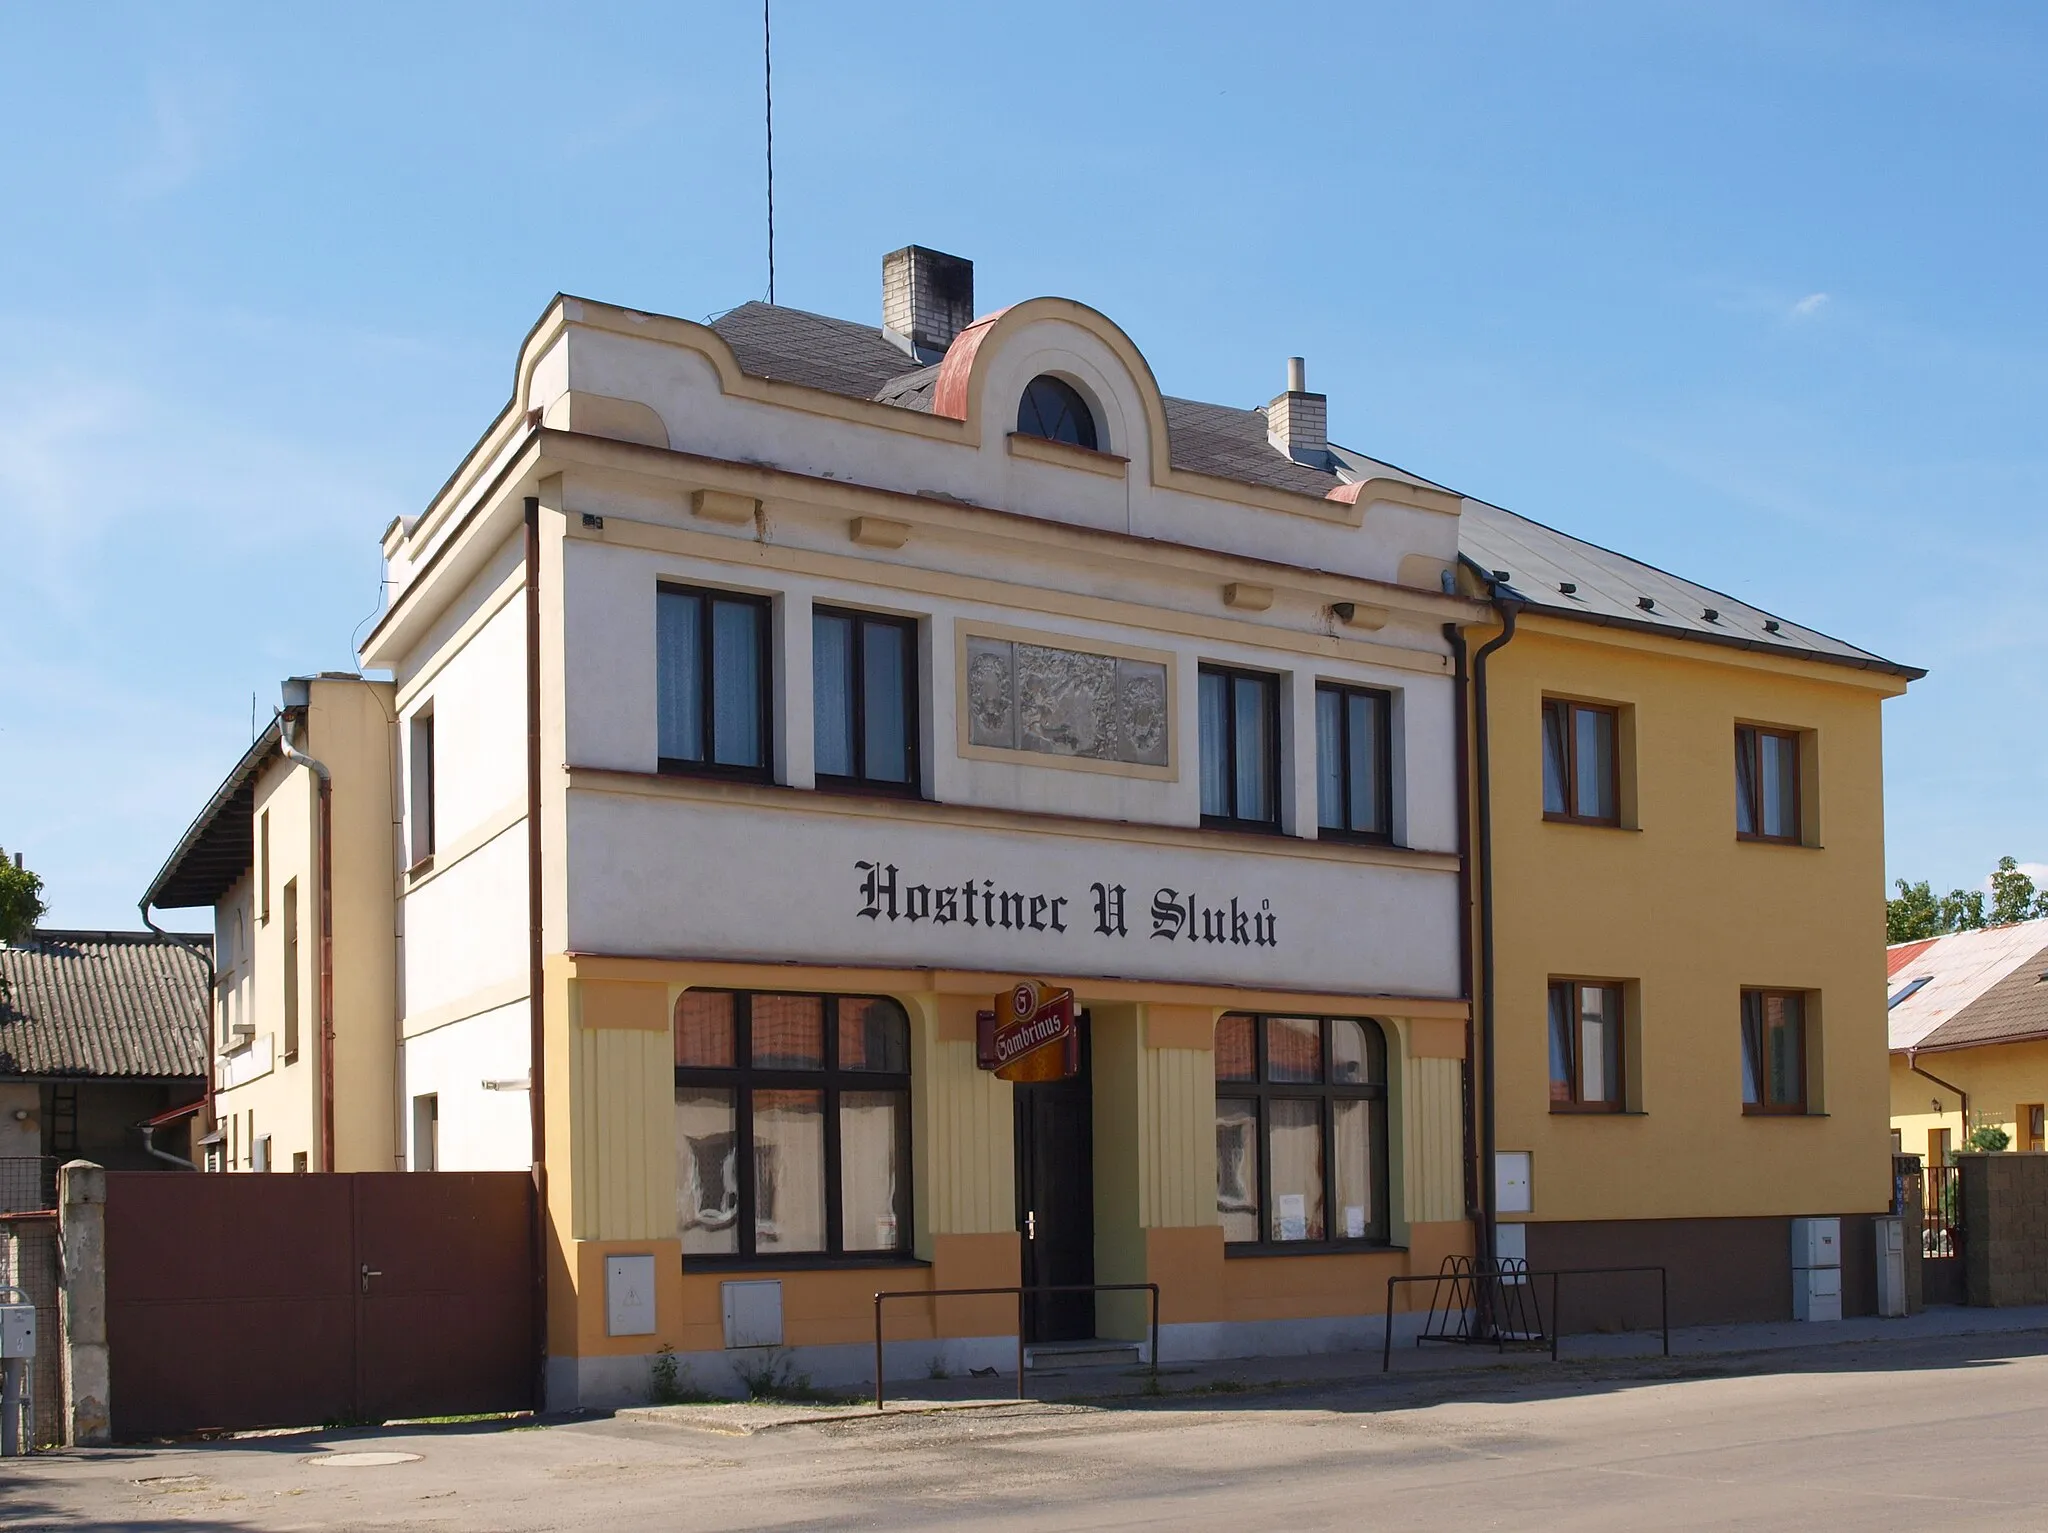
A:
1014;1014;1094;1343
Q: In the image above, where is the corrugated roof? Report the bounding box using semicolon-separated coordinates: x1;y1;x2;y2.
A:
0;930;210;1079
1888;919;2048;1052
1460;500;1922;679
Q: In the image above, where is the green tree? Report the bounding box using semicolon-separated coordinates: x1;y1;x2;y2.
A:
1887;879;1941;943
1939;887;1987;933
1991;856;2038;926
0;849;45;945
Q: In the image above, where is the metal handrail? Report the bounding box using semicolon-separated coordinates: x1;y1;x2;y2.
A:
871;1282;1160;1410
1382;1262;1668;1370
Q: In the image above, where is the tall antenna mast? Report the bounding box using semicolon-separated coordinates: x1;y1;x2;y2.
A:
764;0;776;305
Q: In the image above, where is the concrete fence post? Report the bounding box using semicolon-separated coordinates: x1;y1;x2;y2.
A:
57;1162;108;1447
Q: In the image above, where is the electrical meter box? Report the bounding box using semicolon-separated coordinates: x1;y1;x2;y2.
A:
0;1305;35;1359
1790;1216;1840;1271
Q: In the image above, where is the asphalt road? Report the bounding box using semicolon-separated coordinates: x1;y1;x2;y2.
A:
10;1331;2048;1531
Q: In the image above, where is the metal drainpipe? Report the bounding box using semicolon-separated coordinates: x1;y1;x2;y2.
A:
1443;623;1478;1222
1470;591;1522;1282
138;1125;197;1171
1906;1049;1970;1147
138;901;217;1155
281;707;337;1173
523;494;549;1410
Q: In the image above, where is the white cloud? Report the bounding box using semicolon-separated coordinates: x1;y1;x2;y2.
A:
1789;292;1831;321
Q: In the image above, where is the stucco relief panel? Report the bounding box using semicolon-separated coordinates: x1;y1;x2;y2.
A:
963;629;1170;772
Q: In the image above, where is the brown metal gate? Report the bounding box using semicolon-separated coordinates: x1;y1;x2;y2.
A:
1921;1163;1964;1306
105;1171;534;1439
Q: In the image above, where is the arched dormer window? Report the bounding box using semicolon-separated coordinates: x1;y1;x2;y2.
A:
1016;375;1099;451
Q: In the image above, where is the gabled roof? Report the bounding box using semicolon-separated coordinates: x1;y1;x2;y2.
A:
0;930;210;1080
141;718;281;912
1888;919;2048;1053
1461;500;1923;680
704;301;1915;678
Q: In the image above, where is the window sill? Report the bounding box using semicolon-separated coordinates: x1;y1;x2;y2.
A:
1735;835;1821;850
679;1253;929;1273
1541;814;1635;832
1199;816;1286;838
1224;1240;1403;1259
406;855;435;880
657;759;776;786
813;777;925;803
1743;1108;1827;1118
1005;432;1131;477
1548;1105;1640;1116
1315;828;1398;848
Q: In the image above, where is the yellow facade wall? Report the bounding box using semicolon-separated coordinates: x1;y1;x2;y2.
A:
541;960;1474;1362
1479;616;1904;1224
1891;1042;2048;1158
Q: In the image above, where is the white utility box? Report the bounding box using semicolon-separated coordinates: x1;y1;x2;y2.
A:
1874;1215;1908;1318
0;1305;34;1359
722;1280;783;1349
605;1254;657;1337
1790;1216;1843;1322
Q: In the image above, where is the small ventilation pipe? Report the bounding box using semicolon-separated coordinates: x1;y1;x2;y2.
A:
139;1125;197;1171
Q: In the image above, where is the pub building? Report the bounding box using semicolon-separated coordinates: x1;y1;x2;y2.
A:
359;246;1482;1402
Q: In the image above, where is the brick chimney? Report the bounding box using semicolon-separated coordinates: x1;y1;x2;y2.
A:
1266;356;1330;468
883;246;975;362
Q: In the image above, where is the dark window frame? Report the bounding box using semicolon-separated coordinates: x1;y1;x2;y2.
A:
1314;681;1394;843
1199;663;1284;834
656;582;775;783
1215;1013;1391;1255
674;989;915;1269
1547;978;1625;1114
1016;375;1100;451
1541;697;1621;827
812;606;922;798
1740;988;1809;1115
1735;724;1803;844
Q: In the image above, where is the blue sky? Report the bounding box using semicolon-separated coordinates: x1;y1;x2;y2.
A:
3;3;2042;928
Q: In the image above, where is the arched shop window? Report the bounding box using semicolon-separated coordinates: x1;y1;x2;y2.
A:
675;990;912;1262
1215;1013;1389;1249
1016;374;1100;450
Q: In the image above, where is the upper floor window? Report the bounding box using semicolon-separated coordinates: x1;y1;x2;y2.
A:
1016;375;1099;451
1542;698;1618;826
1215;1013;1389;1249
1549;979;1623;1112
408;709;436;867
1735;725;1801;842
675;990;912;1263
1741;989;1807;1114
814;608;918;793
1199;665;1279;832
657;584;772;779
1315;682;1391;841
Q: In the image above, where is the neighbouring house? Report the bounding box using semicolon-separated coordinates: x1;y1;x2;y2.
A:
139;679;398;1174
0;929;210;1205
1887;919;2048;1165
1459;508;1920;1323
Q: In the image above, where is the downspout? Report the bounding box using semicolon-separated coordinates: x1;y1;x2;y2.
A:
281;704;337;1174
1470;590;1522;1279
1906;1049;1970;1148
1444;623;1477;1222
135;905;216;1154
524;495;549;1408
139;1126;197;1171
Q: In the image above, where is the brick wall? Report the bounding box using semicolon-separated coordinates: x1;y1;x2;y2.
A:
1959;1152;2048;1306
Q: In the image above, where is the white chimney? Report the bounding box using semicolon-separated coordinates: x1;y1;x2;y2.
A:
1267;356;1329;468
882;246;975;363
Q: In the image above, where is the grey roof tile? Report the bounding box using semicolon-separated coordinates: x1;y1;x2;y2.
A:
1459;499;1921;678
0;931;210;1079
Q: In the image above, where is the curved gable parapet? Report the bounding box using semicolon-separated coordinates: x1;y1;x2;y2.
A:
1326;477;1464;518
928;296;1170;468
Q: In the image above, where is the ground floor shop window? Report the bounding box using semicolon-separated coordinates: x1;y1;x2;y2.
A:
675;989;911;1263
1215;1013;1389;1249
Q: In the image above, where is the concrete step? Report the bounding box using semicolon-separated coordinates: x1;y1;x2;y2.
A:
1024;1341;1144;1371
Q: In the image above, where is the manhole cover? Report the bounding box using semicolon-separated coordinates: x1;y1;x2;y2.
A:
307;1451;422;1468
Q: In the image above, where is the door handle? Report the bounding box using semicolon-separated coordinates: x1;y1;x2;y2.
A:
360;1263;383;1294
1025;1211;1036;1242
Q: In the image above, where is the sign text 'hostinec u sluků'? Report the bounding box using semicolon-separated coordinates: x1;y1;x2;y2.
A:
854;860;1279;948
